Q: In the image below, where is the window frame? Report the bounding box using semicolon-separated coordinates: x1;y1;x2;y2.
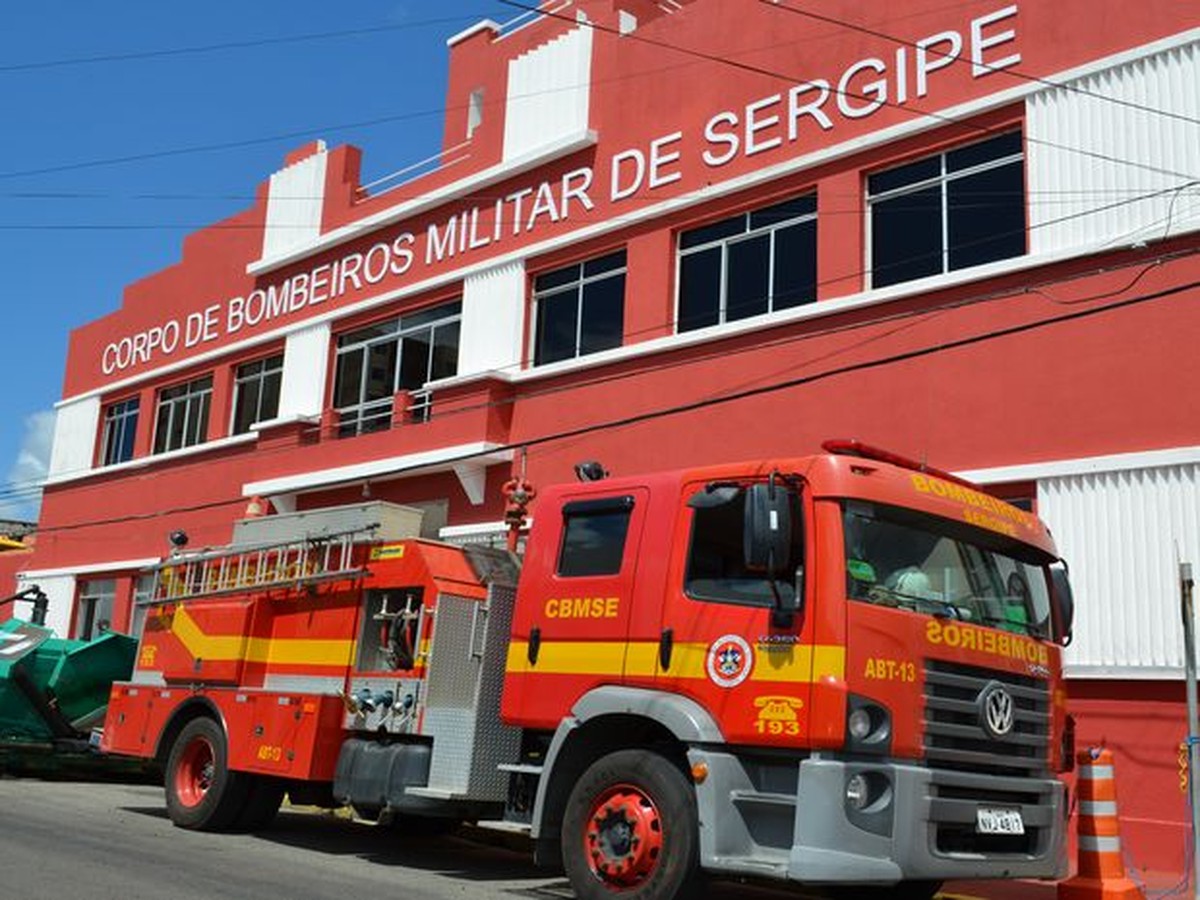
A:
230;353;284;435
74;578;116;641
152;375;213;455
532;250;627;366
676;193;818;333
332;301;462;437
683;483;806;609
866;131;1026;289
100;396;140;466
555;496;635;578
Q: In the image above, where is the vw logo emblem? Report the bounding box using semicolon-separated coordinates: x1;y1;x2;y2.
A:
979;683;1015;739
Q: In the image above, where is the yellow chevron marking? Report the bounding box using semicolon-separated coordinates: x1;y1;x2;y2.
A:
171;606;356;667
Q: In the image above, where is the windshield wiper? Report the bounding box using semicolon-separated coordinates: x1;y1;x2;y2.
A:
875;587;963;619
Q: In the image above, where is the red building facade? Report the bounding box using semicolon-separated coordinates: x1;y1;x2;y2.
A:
22;0;1200;876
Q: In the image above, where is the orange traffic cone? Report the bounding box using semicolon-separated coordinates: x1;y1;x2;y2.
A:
1058;748;1145;900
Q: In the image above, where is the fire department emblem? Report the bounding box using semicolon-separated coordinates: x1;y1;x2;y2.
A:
706;635;753;688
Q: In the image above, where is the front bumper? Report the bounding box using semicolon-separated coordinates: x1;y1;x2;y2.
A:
788;758;1067;883
692;750;1068;885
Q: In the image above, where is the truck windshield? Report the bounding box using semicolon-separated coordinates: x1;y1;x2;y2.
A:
843;501;1052;640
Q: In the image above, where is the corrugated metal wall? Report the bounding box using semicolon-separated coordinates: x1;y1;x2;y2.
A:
48;395;100;481
262;147;328;260
1026;40;1200;255
459;260;525;379
503;24;593;162
1038;462;1200;677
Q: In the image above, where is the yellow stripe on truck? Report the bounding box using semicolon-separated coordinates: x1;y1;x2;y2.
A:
507;640;845;682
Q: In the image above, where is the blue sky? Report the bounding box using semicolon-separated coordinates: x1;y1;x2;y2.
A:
0;1;522;521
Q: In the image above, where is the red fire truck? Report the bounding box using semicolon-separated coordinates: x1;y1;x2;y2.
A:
101;441;1075;900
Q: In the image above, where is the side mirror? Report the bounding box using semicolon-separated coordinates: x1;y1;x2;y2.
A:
745;482;803;618
1050;562;1074;646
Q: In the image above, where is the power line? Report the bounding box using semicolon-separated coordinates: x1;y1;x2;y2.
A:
29;267;1200;537
497;0;1198;182
759;0;1200;128
18;240;1197;511
4;185;1196;227
0;17;480;74
5;178;1194;503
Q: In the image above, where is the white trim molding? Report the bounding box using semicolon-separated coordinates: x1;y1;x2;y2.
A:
20;558;162;580
958;445;1200;485
242;442;513;497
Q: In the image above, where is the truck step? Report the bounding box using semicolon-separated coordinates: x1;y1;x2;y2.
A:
729;789;797;808
497;763;544;775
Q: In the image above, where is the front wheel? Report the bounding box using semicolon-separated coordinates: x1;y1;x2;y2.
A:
165;717;247;831
561;749;702;900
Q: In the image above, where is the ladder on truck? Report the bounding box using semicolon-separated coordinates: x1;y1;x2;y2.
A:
146;528;376;604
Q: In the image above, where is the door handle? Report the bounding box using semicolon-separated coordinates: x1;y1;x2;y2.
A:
528;626;541;665
658;628;674;671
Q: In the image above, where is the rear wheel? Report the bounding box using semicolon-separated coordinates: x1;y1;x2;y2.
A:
562;749;702;900
165;717;247;831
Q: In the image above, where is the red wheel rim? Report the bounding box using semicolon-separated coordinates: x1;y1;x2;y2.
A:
582;784;664;888
174;735;215;809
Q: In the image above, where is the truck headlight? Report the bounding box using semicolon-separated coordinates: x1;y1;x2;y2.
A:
846;696;891;754
848;708;872;740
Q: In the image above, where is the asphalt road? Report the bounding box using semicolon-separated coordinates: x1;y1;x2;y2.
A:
0;777;812;900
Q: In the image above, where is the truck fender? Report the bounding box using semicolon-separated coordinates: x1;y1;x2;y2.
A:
530;685;724;840
153;696;227;765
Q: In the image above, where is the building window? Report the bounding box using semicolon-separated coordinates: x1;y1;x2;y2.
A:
153;376;213;454
75;578;116;640
232;354;283;434
868;131;1025;289
100;397;139;466
557;497;634;577
333;301;461;437
677;194;817;333
533;250;626;366
467;88;485;139
130;574;154;638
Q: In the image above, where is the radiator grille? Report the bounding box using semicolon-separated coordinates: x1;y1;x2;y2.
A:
923;660;1050;778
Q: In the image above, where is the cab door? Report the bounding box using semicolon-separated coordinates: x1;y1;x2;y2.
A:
503;487;649;730
654;479;821;746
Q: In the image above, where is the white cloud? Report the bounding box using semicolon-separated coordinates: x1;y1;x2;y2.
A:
0;410;56;522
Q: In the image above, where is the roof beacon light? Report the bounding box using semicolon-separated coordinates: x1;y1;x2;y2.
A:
822;439;976;489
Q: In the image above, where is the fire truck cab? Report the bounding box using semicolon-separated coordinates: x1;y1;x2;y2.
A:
102;443;1074;900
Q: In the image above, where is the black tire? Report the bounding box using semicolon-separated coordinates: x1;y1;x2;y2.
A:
561;749;702;900
233;775;285;832
164;717;248;831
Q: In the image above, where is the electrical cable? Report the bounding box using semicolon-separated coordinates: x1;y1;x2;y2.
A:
760;0;1200;127
5;227;1198;508
0;16;487;73
496;0;1199;183
25;268;1200;536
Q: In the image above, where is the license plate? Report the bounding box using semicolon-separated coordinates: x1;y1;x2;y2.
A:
976;807;1024;835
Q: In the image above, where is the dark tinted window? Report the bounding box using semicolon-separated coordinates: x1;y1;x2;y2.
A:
232;354;283;434
534;252;626;366
557;498;633;577
685;487;804;607
678;194;816;332
101;397;139;465
869;133;1024;289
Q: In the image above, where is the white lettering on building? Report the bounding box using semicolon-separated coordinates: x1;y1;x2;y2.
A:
97;6;1021;376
